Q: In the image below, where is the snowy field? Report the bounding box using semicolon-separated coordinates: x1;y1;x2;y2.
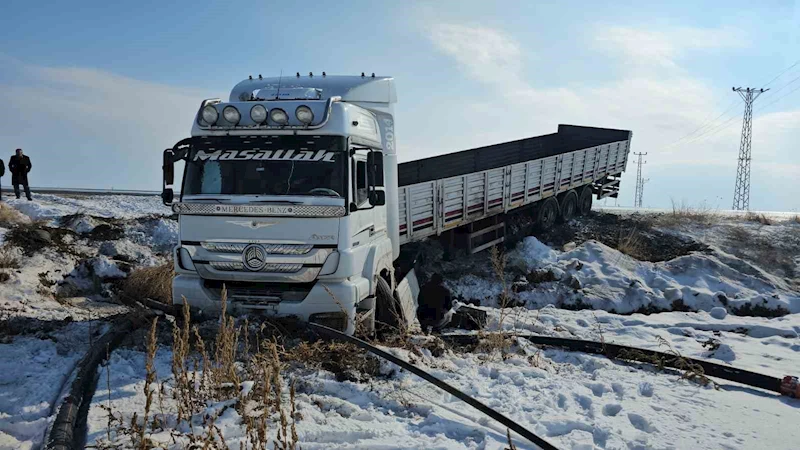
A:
0;194;798;450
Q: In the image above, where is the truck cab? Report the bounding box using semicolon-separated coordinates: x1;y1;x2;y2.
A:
162;75;402;335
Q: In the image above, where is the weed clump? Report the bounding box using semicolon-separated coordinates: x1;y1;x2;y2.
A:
657;200;718;227
0;204;30;227
121;262;174;304
0;248;21;269
744;212;773;225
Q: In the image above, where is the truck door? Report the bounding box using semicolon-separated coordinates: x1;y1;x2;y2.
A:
350;152;374;247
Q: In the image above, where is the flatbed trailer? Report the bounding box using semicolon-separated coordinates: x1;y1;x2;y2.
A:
397;125;632;250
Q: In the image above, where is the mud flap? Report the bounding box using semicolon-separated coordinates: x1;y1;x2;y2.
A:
395;268;421;333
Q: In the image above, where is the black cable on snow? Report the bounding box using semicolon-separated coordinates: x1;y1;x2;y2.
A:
45;311;154;450
309;323;560;450
441;333;786;395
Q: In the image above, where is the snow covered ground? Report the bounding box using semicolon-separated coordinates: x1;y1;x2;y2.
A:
6;194;170;222
1;194;799;449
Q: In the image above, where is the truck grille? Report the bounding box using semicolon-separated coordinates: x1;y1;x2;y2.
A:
202;242;314;255
209;261;303;273
204;280;314;303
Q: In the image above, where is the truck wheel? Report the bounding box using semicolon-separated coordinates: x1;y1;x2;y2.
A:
375;277;403;331
558;190;578;223
536;197;559;230
578;185;593;215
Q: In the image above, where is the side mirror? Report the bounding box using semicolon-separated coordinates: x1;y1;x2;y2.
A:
163;149;175;185
162;188;174;206
367;151;384;187
369;190;386;206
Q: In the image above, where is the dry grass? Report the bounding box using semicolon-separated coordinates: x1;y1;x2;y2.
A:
725;225;753;244
0;248;20;269
0;203;30;227
477;248;516;358
615;228;645;260
791;215;800;225
744;212;774;225
122;262;174;304
505;429;518;450
139;317;158;450
656;200;718;228
100;287;303;449
617;336;719;389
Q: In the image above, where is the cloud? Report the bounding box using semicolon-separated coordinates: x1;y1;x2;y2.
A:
0;57;211;189
593;26;748;69
425;22;799;210
428;24;523;86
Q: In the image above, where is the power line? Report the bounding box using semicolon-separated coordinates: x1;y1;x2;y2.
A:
659;58;800;151
755;80;800;113
731;87;768;211
677;73;800;148
761;58;800;88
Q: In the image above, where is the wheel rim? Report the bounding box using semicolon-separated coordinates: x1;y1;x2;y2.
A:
564;199;575;218
542;202;556;227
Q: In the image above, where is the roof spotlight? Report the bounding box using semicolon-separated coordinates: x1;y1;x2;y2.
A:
295;105;314;124
222;105;240;124
201;105;219;125
270;108;289;125
250;104;268;124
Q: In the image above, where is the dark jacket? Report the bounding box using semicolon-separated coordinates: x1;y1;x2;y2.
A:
9;155;31;184
0;159;5;178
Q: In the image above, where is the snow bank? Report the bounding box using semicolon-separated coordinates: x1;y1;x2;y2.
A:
126;218;178;253
452;237;800;315
8;194;170;220
0;327;90;450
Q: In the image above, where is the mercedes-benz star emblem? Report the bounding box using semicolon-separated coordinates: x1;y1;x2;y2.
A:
242;244;267;271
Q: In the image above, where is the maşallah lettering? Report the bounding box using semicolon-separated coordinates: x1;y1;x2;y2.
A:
193;149;338;163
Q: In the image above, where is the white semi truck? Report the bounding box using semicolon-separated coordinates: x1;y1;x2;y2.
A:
161;74;632;335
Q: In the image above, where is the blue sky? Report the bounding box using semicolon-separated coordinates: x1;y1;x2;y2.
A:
1;0;799;210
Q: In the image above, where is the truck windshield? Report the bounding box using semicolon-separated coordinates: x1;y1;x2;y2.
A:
183;136;346;197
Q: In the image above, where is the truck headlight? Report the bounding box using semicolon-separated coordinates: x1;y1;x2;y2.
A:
250;104;267;124
223;106;241;124
295;105;314;124
201;105;219;125
270;108;289;125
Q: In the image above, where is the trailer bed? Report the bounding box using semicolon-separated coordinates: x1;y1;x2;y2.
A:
397;125;632;245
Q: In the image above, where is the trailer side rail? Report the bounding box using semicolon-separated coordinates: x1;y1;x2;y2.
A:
398;139;630;244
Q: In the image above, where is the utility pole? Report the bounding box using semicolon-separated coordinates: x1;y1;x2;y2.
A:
633;152;647;208
639;178;650;208
731;87;768;211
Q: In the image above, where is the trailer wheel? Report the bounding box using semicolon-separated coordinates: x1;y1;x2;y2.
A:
536;197;559;230
578;185;593;215
375;276;403;331
558;190;579;223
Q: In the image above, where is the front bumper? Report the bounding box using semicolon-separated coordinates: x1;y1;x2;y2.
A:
173;274;364;335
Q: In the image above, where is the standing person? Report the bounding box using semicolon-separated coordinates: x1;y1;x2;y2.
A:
0;158;5;201
9;149;32;201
